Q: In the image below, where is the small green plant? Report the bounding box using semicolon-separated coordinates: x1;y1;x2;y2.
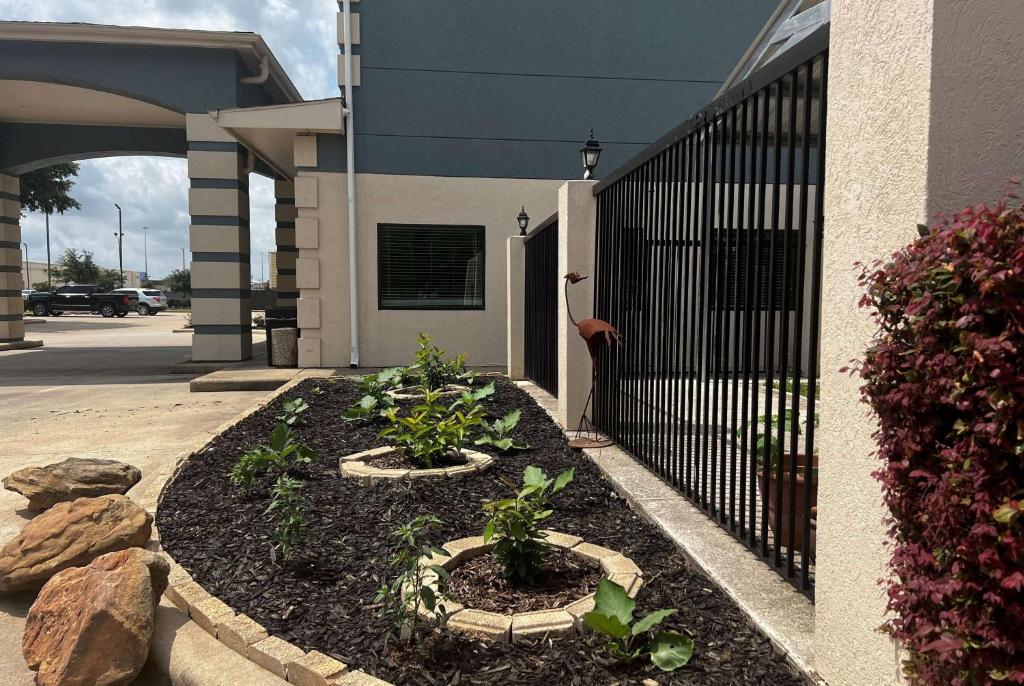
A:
482;465;573;585
277;397;310;426
379;387;488;468
229;423;313;489
252;313;267;329
266;474;309;561
475;409;529;451
373;514;451;648
408;333;475;390
735;410;820;472
583;578;694;672
343;367;404;421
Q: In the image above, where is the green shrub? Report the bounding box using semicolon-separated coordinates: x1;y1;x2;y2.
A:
379;386;490;468
229;423;313;489
343;367;404;421
475;409;529;451
408;333;475;390
276;397;309;426
583;578;693;671
373;514;451;648
482;465;573;585
266;474;309;561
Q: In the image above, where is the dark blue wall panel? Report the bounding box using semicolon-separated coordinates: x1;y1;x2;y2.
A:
342;0;777;179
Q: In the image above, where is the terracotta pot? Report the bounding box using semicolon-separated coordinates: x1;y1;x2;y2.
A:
757;453;818;558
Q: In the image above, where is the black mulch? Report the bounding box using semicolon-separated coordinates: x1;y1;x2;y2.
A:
157;377;805;686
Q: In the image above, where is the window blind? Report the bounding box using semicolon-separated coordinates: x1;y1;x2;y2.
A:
378;224;485;310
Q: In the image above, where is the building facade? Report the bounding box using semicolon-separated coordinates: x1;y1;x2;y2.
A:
20;260;141;290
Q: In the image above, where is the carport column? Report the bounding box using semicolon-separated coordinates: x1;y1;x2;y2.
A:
0;174;25;343
556;180;597;429
185;113;252;362
274;179;298;308
506;235;526;379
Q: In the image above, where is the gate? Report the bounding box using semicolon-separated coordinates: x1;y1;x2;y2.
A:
591;28;828;595
523;213;558;396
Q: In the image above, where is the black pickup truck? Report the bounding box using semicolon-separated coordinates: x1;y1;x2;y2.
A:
27;284;139;318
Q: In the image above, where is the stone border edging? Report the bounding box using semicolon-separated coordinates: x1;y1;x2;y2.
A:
144;371;395;686
416;532;643;643
385;384;470;401
339;446;493;483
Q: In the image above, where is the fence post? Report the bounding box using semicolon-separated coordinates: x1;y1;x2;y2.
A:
557;180;598;429
506;235;526;379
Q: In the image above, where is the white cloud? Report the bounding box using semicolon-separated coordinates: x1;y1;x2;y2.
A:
2;0;339;279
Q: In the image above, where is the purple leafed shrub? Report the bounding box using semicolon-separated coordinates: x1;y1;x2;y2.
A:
855;183;1024;685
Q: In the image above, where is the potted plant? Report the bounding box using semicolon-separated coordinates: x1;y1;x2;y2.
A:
741;411;819;556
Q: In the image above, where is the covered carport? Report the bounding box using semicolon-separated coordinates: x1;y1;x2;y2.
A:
0;21;306;361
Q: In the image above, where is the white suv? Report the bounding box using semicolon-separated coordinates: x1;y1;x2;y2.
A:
113;288;168;315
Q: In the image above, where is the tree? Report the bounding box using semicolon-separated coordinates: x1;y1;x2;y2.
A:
19;163;82;289
51;248;100;285
164;268;191;295
96;268;123;291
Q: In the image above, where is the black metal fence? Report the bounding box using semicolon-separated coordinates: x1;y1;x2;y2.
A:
524;214;559;396
591;28;828;595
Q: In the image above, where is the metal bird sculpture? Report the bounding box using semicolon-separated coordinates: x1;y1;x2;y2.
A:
564;272;620;448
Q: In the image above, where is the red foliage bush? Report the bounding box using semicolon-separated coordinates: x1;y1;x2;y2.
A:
857;186;1024;685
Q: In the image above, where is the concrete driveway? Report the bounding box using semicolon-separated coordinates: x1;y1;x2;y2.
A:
0;312;270;684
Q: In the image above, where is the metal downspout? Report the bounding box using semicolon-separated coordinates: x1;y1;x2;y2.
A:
343;0;359;367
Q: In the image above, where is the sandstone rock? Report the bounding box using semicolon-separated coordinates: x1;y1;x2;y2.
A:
0;494;152;592
23;548;169;686
3;458;142;511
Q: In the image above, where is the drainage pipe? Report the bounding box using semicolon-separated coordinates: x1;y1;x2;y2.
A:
240;55;270;85
342;0;360;367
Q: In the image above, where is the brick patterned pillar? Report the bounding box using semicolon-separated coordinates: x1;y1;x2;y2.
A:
186;113;252;362
274;179;298;308
0;174;25;344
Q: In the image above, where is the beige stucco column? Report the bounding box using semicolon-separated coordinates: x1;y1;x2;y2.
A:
506;235;526;379
817;2;1024;685
0;174;26;344
556;180;597;429
186;113;253;362
274;179;298;309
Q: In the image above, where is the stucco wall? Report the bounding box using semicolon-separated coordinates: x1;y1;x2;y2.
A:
818;2;1024;685
353;173;561;367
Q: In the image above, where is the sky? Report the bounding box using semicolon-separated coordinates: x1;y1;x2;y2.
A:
2;0;340;281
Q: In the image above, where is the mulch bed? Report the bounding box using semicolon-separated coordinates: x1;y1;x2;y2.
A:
446;548;602;614
157;377;805;685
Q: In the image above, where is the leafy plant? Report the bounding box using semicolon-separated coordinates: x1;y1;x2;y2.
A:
408;333;475;390
252;313;267;329
475;409;529;451
277;397;310;426
855;187;1024;685
735;410;820;472
343;367;404;421
482;465;573;585
373;514;451;648
583;579;694;672
379;388;486;468
229;423;313;489
266;474;309;561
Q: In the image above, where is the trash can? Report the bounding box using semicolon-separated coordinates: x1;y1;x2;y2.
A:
264;306;298;367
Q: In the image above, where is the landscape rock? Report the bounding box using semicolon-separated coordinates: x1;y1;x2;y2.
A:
2;458;142;511
22;548;169;686
0;494;153;592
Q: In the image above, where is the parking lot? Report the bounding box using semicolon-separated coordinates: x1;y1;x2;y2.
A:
0;313;269;684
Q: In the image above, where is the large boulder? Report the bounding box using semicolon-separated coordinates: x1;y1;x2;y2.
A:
0;494;152;592
3;458;142;511
22;548;170;686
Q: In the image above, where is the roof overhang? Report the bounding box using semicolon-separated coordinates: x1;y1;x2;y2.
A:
212;98;346;177
0;21;302;105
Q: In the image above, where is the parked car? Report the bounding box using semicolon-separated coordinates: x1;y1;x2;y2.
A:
26;284;138;318
21;289;34;309
112;288;168;315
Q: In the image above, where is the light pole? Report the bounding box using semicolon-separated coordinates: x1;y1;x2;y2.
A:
114;204;124;287
181;248;186;271
22;242;28;289
142;226;148;278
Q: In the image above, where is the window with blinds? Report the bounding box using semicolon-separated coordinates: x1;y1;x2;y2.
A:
377;224;486;310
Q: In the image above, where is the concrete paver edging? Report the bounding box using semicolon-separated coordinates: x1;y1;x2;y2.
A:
416;533;642;642
339;446;493;483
